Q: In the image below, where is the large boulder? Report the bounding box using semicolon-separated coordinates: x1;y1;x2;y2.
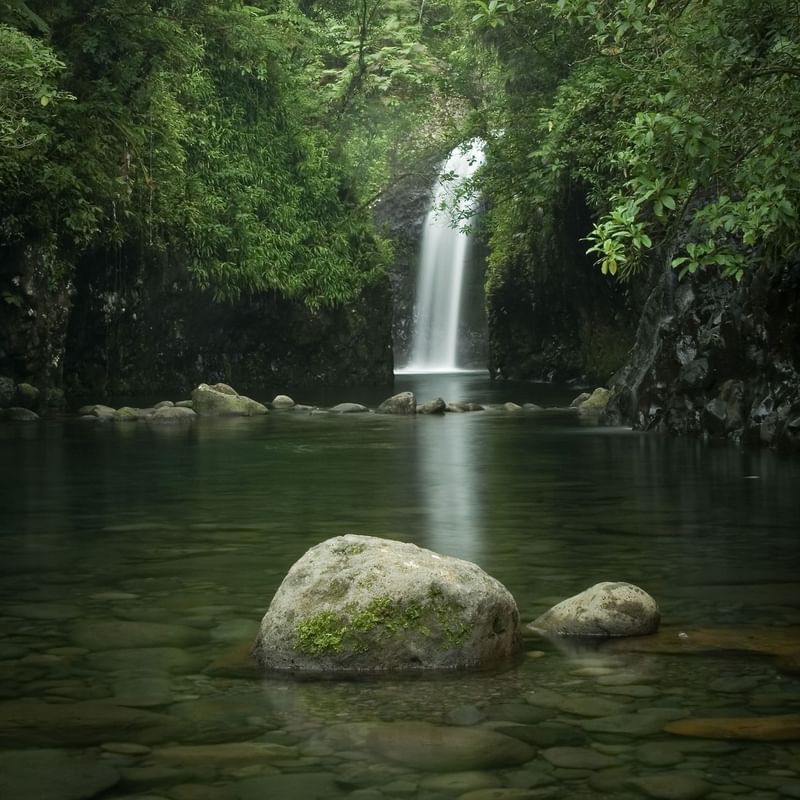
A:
377;391;416;415
191;383;267;416
529;581;660;637
253;534;521;673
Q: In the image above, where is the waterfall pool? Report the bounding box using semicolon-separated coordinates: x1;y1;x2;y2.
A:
1;375;799;799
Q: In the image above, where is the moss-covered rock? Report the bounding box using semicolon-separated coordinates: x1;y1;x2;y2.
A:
529;581;660;637
253;534;522;673
191;383;267;416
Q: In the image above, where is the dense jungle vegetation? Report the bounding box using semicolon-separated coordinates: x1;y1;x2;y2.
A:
1;0;799;311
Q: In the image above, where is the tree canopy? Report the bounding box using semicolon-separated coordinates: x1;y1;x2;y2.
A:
2;0;798;312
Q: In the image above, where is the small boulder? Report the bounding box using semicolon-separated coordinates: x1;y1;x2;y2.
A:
577;388;611;416
15;383;40;410
1;407;39;422
271;394;295;409
174;400;194;409
330;403;370;414
503;402;523;412
253;534;522;673
148;406;197;424
191;384;267;416
154;400;174;409
419;397;447;414
523;403;543;411
377;391;416;415
529;581;660;637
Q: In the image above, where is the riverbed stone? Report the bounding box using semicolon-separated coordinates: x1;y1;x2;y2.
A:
234;772;340;800
253;534;522;673
72;620;206;651
529;581;660;637
314;721;534;772
627;772;711;800
153;742;297;765
191;384;267;416
664;714;800;741
420;771;502;792
578;708;687;737
0;701;183;746
377;391;416;415
556;695;629;717
87;647;205;674
541;746;621;770
0;748;120;800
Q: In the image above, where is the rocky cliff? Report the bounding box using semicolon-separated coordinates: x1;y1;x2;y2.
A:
604;259;800;453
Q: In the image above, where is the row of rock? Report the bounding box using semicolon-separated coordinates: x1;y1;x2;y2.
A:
252;534;659;675
2;378;613;423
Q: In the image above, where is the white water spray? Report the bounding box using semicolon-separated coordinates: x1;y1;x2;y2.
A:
402;140;485;373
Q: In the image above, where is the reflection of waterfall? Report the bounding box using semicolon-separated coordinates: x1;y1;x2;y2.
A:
402;140;485;373
414;376;484;563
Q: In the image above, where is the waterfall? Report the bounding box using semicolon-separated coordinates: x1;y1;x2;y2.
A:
401;140;485;373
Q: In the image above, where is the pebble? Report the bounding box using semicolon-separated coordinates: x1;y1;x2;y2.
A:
0;748;120;800
421;772;503;792
709;676;764;693
556;695;629;717
446;705;486;726
628;772;712;800
541;746;620;770
101;742;151;756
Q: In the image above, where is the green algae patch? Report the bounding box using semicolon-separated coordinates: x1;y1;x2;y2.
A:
292;594;471;657
293;612;347;655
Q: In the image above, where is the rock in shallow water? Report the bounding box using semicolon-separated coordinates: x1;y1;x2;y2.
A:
529;581;660;637
311;721;534;772
252;534;521;673
0;749;120;800
0;701;182;747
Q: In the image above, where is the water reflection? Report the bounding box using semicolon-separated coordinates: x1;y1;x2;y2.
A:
414;414;485;563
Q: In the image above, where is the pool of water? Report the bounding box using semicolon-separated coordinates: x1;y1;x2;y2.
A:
1;375;799;799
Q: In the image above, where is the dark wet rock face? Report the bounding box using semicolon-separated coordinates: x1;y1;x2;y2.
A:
604;261;800;452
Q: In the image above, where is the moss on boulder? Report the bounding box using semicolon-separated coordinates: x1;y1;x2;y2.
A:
253;534;522;673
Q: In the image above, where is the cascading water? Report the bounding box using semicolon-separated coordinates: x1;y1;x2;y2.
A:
401;140;485;373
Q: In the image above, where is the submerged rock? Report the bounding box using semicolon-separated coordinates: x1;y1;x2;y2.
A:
0;749;120;800
253;534;522;673
311;721;533;772
664;714;800;742
377;391;416;415
191;383;267;416
0;701;182;747
529;581;660;637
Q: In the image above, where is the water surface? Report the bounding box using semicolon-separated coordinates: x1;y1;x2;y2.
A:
1;375;799;799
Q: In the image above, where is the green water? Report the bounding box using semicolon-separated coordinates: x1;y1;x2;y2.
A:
1;375;799;799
